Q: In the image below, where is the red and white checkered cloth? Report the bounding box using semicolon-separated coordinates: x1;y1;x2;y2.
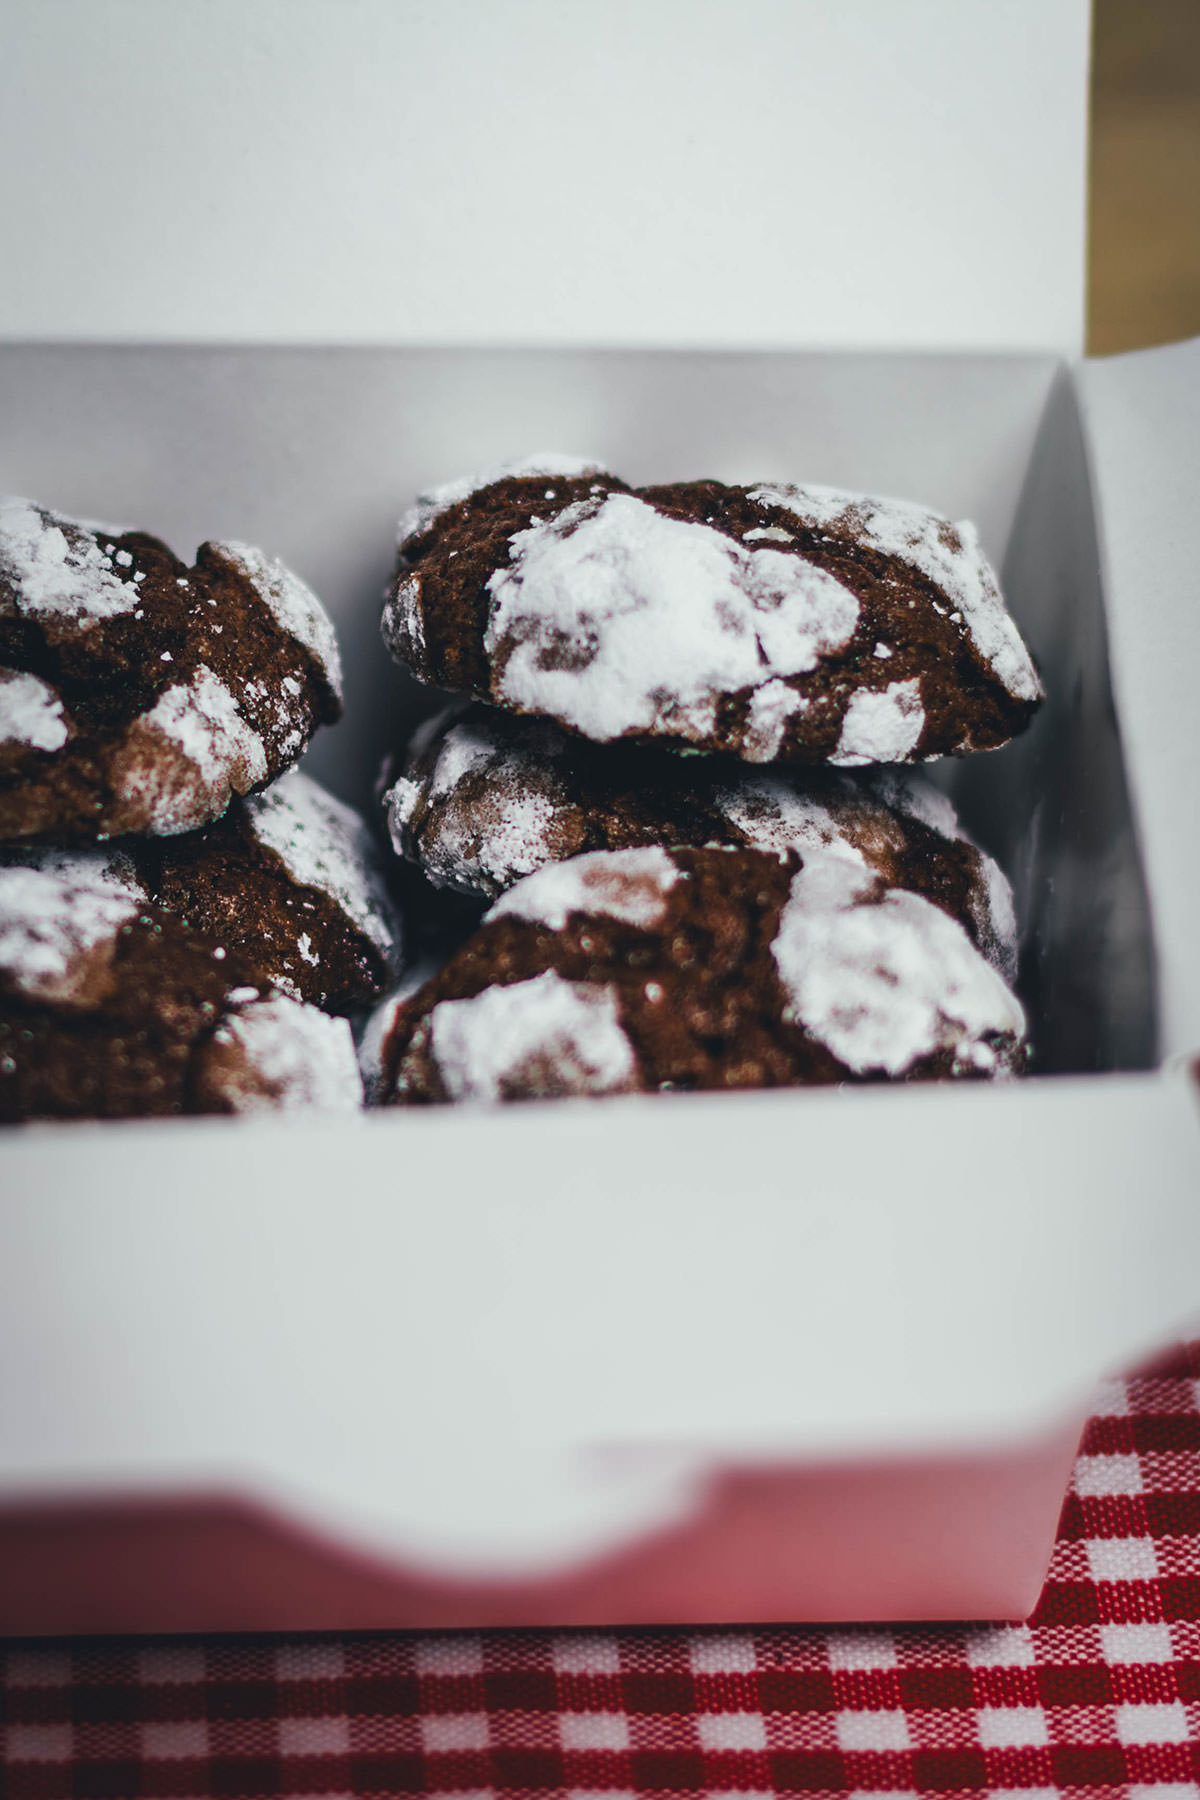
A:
4;1343;1200;1800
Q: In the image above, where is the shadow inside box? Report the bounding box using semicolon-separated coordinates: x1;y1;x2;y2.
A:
945;364;1157;1078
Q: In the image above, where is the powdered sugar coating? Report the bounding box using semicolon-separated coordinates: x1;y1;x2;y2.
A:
358;956;447;1103
424;713;498;799
136;666;269;831
713;768;1015;980
384;772;422;841
0;850;143;1003
427;969;636;1102
450;780;559;893
831;678;925;766
397;454;607;546
771;854;1025;1077
865;772;1017;978
0;669;69;752
489;847;680;932
211;542;343;702
714;776;876;867
391;703;1018;980
244;769;398;964
1;502;340;844
385;573;425;664
870;766;961;838
384;708;562;894
357;991;408;1104
973;845;1020;982
0;496;139;626
742;678;809;762
207;995;362;1112
750;482;1042;704
485;493;860;744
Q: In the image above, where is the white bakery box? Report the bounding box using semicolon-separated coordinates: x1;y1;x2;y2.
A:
1;0;1198;1634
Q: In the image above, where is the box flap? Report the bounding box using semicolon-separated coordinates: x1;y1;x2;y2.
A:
1077;337;1200;1060
0;0;1088;352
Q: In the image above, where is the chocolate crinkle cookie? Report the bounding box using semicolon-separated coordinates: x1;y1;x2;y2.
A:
0;847;362;1122
0;497;341;842
382;701;1018;981
368;845;1027;1105
382;457;1042;764
139;768;403;1014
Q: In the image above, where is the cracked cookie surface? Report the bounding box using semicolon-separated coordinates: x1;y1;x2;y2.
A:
0;845;361;1121
383;461;1041;764
383;701;1018;980
372;845;1027;1105
0;498;341;842
142;769;403;1015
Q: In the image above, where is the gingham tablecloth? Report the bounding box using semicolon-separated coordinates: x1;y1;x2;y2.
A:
3;1344;1199;1800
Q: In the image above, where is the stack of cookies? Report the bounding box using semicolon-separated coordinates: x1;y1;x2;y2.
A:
1;461;1045;1123
371;457;1043;1104
0;498;402;1122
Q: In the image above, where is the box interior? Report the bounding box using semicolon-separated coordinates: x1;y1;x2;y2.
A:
0;345;1159;1078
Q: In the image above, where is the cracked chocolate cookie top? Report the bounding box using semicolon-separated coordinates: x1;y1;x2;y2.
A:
382;460;1042;764
372;844;1027;1105
382;701;1018;980
140;768;404;1015
0;845;361;1122
0;497;342;842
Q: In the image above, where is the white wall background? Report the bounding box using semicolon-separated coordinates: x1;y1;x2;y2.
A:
0;0;1089;350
